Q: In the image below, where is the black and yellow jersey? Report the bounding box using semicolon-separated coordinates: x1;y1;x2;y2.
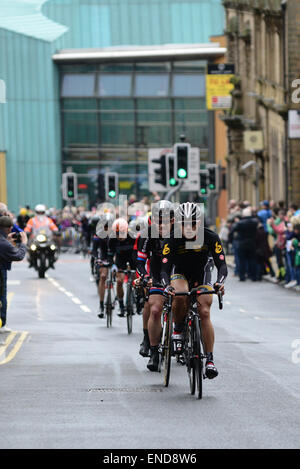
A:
160;228;228;286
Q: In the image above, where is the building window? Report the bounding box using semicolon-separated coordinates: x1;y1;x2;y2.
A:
135;74;169;97
61;74;95;97
98;74;132;96
172;74;205;97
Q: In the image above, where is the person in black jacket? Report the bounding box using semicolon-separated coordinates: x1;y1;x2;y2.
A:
0;216;27;333
231;207;258;281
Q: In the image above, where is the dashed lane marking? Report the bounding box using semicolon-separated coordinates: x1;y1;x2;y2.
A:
46;275;92;315
7;280;21;286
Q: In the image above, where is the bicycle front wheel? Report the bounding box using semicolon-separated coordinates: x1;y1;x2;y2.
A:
185;320;195;395
106;285;112;328
194;317;203;400
162;309;173;387
126;283;133;335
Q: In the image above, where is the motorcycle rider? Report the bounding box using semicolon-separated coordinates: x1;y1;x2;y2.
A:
25;204;59;267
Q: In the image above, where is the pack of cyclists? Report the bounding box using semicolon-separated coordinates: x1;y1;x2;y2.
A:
90;200;228;380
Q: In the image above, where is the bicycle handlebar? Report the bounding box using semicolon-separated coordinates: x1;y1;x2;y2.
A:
171;287;223;310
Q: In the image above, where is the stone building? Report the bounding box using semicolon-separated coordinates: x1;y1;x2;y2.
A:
222;0;300;207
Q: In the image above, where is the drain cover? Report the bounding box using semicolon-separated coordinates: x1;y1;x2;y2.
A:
88;387;163;393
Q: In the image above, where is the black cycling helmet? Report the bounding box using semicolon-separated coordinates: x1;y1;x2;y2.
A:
175;202;202;223
151;200;174;222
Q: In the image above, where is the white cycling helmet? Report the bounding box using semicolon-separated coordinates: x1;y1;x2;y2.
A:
175;202;202;222
35;204;46;214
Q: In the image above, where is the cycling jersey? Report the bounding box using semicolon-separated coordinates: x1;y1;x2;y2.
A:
160;228;228;287
92;235;109;261
108;235;136;271
136;226;171;295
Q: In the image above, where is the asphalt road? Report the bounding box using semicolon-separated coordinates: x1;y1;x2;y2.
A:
1;253;299;449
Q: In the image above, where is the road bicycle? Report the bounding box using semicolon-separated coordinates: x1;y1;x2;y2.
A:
124;262;138;335
102;262;117;328
160;286;223;399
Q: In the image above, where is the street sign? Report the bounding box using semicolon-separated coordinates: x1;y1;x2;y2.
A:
206;64;235;110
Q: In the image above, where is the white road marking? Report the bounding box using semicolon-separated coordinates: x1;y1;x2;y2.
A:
72;297;82;305
46;276;92;315
7;280;21;286
239;308;246;313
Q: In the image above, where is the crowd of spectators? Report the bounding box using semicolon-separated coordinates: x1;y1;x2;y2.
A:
219;200;300;291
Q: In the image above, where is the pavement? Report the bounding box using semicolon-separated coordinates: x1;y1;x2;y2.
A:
0;254;299;449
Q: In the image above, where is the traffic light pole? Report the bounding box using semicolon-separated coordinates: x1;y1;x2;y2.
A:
165;179;184;201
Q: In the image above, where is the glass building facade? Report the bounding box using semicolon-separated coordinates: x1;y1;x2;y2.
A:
60;60;209;206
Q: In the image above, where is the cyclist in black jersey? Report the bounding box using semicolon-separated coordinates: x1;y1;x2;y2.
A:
136;201;175;371
160;202;228;378
92;213;114;318
108;218;136;317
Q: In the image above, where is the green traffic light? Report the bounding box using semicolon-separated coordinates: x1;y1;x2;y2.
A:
177;168;187;179
209;184;215;190
68;191;74;197
200;188;207;194
108;190;116;198
169;178;177;186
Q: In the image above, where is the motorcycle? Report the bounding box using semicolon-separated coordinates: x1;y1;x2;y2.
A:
28;228;59;278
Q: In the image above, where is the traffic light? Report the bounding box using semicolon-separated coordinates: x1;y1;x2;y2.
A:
62;172;78;201
199;170;208;195
97;173;105;201
105;172;119;200
167;154;178;188
207;164;219;193
153;154;167;187
174;143;191;180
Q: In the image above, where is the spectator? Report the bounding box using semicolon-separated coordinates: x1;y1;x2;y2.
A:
257;200;272;232
0;216;27;333
268;210;287;282
231;207;258;282
255;221;275;280
17;207;30;230
291;224;300;291
284;223;297;288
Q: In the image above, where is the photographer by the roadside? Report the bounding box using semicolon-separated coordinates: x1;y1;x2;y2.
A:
0;216;27;333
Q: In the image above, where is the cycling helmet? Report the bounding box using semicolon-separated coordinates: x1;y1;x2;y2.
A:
35;204;46;214
175;202;202;222
151;200;174;222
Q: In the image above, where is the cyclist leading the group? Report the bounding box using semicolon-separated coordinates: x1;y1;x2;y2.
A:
159;202;228;378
